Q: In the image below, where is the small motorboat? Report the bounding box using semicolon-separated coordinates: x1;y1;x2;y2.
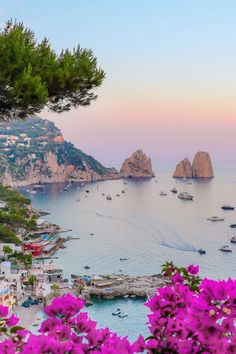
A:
186;181;192;185
112;309;121;316
198;249;206;255
159;191;167;196
121;190;125;193
116;194;120;197
230;237;236;244
130;295;136;298
119;312;128;318
207;216;225;222
123;295;129;298
120;258;128;261
221;205;235;210
106;195;112;200
219;245;232;252
178;192;194;200
124;181;128;185
170;187;177;193
230;224;236;228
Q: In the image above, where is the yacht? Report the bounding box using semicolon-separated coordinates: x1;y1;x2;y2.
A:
112;309;121;316
221;205;235;210
230;236;236;244
119;312;128;318
170;187;177;193
207;216;225;222
230;224;236;228
178;192;194;200
219;245;232;252
159;191;167;196
106;195;112;200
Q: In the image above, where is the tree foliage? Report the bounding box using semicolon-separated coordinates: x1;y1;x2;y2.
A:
0;20;105;121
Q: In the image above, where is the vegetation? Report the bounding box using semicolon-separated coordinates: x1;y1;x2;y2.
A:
2;245;13;257
0;20;105;121
0;116;111;178
0;184;36;244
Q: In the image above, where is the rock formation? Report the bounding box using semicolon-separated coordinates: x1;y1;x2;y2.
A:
120;150;155;178
173;158;192;178
192;151;214;178
0;116;119;186
173;151;214;179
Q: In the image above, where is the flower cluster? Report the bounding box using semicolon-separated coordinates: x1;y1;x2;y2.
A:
2;265;236;353
0;293;145;353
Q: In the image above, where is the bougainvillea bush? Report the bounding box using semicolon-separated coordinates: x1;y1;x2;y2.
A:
1;263;236;353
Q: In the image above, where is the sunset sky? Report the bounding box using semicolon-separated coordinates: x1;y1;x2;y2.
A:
1;0;236;168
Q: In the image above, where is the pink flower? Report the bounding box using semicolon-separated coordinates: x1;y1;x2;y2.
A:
0;305;8;318
187;264;199;275
6;314;19;327
172;271;184;283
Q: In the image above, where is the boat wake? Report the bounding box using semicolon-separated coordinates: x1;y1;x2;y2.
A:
159;241;199;252
81;209;201;253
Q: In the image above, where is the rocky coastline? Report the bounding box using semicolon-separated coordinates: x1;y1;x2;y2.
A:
173;151;214;179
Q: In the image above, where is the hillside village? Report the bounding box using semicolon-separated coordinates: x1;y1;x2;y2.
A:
0;116;118;186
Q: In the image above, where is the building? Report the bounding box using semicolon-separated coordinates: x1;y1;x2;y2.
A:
0;282;15;307
23;243;43;257
0;261;28;293
42;264;64;283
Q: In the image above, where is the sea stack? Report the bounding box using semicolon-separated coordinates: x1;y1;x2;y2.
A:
192;151;214;178
173;151;214;179
173;158;192;178
120;150;155;178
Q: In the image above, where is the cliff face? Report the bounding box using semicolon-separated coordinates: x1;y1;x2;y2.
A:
0;116;119;186
173;158;192;178
192;151;214;178
120;150;155;178
173;151;214;179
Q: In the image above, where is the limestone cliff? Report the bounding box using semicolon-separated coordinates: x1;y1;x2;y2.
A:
173;158;192;178
120;150;155;178
192;151;214;178
0;116;119;186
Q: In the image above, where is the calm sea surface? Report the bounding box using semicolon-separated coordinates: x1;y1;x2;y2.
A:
21;166;236;340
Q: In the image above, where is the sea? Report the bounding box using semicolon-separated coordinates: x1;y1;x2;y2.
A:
20;165;236;341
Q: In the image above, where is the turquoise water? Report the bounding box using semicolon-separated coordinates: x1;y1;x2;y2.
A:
20;167;236;338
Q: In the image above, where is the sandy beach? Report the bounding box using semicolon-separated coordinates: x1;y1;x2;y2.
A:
15;303;44;329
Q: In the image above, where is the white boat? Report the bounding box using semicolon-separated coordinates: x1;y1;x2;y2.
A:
178;192;194;200
123;295;129;298
170;187;177;193
207;216;225;222
119;312;128;318
130;295;136;298
124;181;128;185
106;195;112;200
230;236;236;244
219;245;232;253
112;309;121;316
186;181;192;185
159;191;167;196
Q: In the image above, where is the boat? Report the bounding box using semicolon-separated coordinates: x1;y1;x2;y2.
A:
121;190;125;193
170;187;177;193
124;181;128;185
32;322;39;327
130;295;136;298
123;295;129;298
178;192;194;200
120;258;128;261
186;181;192;185
198;249;206;254
112;309;121;316
116;194;120;197
119;313;128;318
221;205;235;210
159;191;167;196
219;245;232;252
230;236;236;244
230;224;236;228
106;195;112;200
207;216;225;222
